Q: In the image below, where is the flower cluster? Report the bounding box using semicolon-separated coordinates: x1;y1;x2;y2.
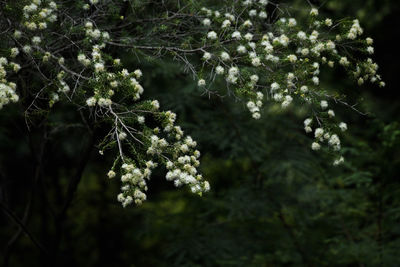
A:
0;0;385;209
0;0;210;207
196;0;384;165
77;20;210;206
0;57;20;109
1;0;58;109
115;161;156;206
22;0;57;31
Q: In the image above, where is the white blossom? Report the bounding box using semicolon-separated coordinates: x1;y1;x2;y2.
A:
207;31;217;40
311;142;321;150
339;122;348;132
198;79;206;87
320;100;328;109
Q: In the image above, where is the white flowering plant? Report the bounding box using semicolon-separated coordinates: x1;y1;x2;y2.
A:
0;0;383;206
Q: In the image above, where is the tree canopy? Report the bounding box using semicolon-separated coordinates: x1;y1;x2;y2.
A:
1;0;399;266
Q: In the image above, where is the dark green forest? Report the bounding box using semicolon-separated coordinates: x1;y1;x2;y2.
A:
1;0;400;266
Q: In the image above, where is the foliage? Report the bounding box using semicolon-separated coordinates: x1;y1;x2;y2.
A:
0;0;399;266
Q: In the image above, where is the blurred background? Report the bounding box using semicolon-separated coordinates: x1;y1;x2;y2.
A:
1;0;400;266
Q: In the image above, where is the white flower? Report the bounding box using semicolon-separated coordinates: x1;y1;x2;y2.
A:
247;101;257;111
339;122;348;132
248;52;257;59
228;67;239;76
288;18;297;27
232;31;242;40
11;63;20;73
111;58;120;66
151;100;160;110
243;20;253;27
89;29;101;39
251;57;261;67
297;31;307;40
107;170;116;178
85;21;93;29
339;57;350;66
328;134;341;147
215;66;224;75
312;76;319;85
220;51;230;61
244;33;253;41
134;69;142;78
32;36;41;45
26;22;37;31
226;75;238;84
281;95;293;108
13;30;22;39
250;75;259;84
367;46;374;54
325;18;333;27
221;19;231;28
326;41;336;50
49;1;57;9
225;13;235;21
197;79;206;87
300;86;308;93
121;69;129;76
86;97;97;106
202;18;211;26
98;98;112;107
203;52;211;60
273;93;283;102
21;46;33;56
138;116;145;124
271;82;280;91
311;142;321;151
180;144;189;153
39;22;47;29
259;11;267;19
249;9;257;17
304;118;313;127
237;45;247;54
310;8;319;16
94;62;105;72
117;193;125;202
324;133;331;140
320;100;328;109
77;54;86;62
207;31;217;40
242;0;252;6
259;0;268;5
333;156;345;166
315;128;324;138
287;54;297;63
328;109;335;118
301;48;310;56
252;112;261;119
102;32;110;40
0;57;8;66
119;132;127;140
279;34;290;46
248;42;256;49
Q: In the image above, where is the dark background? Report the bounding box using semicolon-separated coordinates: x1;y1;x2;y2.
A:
1;0;400;266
